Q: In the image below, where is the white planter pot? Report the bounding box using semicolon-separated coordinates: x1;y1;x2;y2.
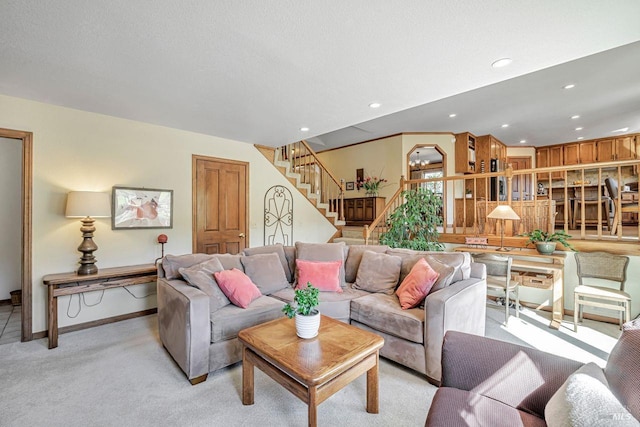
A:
295;310;320;339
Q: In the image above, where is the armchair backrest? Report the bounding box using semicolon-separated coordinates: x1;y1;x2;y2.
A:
605;177;619;200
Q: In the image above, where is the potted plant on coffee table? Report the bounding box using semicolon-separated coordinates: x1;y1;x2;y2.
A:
282;282;320;339
521;229;575;255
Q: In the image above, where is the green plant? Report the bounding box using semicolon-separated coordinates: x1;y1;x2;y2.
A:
521;229;576;251
282;283;319;318
379;187;444;251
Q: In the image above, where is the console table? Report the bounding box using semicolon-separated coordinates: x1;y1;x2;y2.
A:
43;264;157;349
455;247;566;329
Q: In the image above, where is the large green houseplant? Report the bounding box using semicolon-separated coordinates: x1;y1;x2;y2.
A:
521;229;576;254
282;283;320;339
379;187;444;251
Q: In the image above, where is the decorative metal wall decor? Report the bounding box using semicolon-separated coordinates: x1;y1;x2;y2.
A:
264;185;293;245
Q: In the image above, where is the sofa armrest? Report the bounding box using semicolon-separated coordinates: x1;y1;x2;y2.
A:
441;331;583;418
423;278;487;383
469;262;486;279
157;278;211;382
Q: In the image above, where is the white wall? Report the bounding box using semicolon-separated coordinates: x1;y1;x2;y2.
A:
0;94;336;333
0;137;22;301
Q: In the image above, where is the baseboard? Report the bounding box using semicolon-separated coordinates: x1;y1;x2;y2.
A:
34;308;157;339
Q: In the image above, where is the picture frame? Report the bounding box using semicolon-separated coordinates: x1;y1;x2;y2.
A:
345;181;355;191
111;186;173;229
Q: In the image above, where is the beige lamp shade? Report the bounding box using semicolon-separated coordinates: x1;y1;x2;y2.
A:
487;205;520;221
65;191;111;218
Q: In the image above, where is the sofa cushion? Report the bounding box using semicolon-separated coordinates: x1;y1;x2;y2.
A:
242;244;292;283
178;258;230;312
605;326;640;421
210;296;284;343
295;259;342;292
240;253;290;295
386;249;470;283
213;268;262;309
350;293;424;344
546;362;637;427
426;387;546;427
353;251;402;295
271;284;369;322
283;246;297;282
396;258;439;309
345;245;390;283
295;242;347;287
392;253;455;293
163;253;214;280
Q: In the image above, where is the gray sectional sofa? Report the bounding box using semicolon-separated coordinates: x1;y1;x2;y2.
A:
157;242;487;385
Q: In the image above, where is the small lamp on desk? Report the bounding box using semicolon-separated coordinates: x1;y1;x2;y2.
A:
65;191;111;275
487;205;520;252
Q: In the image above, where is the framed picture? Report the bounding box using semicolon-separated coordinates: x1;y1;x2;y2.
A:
112;186;173;229
345;181;355;191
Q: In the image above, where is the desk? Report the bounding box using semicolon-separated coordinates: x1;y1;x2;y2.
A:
43;264;157;349
455;247;566;329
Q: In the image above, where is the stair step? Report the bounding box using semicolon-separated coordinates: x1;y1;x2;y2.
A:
333;237;378;246
341;227;366;239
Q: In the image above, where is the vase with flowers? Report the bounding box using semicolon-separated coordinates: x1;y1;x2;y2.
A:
358;174;388;197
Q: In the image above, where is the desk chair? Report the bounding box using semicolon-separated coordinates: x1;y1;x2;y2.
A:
473;254;520;325
605;177;639;235
574;252;630;332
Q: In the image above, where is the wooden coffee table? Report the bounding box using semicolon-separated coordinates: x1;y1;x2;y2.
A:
238;315;384;427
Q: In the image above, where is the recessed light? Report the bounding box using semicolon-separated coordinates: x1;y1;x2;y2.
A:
501;124;509;128
612;127;629;133
492;58;512;68
575;127;583;131
563;84;576;89
300;127;309;132
571;115;580;119
577;137;584;140
449;113;457;118
520;140;526;144
369;102;381;109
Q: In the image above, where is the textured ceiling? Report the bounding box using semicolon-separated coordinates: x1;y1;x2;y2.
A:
1;1;639;149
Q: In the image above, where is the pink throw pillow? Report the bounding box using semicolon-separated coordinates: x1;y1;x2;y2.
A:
213;268;262;308
396;258;440;310
295;259;343;293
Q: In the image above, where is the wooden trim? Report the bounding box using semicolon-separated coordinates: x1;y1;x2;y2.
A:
316;132;454;153
57;308;157;335
0;299;12;306
299;140;343;188
0;128;33;342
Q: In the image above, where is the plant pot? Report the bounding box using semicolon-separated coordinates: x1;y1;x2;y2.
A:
295;309;320;339
535;241;557;255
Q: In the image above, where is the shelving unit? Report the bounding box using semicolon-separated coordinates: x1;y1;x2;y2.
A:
455;132;476;174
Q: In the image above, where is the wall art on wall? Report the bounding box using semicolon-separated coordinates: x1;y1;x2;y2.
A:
112;186;173;229
264;185;293;245
345;181;355;191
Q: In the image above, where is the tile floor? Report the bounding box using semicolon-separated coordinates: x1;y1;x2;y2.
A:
0;304;21;345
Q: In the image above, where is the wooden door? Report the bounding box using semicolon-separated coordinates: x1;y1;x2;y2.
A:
507;157;532;200
193;156;248;254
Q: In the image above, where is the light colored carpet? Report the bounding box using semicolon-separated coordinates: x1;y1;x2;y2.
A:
0;303;621;427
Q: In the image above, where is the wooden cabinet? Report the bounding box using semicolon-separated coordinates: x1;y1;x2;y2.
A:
563;143;579;165
579;141;597;164
343;197;386;226
597;136;636;161
455;132;477;174
536;146;563;180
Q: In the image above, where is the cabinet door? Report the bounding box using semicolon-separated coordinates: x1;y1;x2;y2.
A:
536;147;549;180
364;198;375;221
564;144;579;165
354;199;365;221
548;146;564;179
615;136;636;160
597;138;615;162
344;199;356;221
579;141;597;164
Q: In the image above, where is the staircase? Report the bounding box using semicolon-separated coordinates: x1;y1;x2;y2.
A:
332;226;377;246
255;142;346;232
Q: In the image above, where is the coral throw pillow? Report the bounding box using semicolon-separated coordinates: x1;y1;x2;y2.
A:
213;268;262;308
295;259;343;293
396;258;440;309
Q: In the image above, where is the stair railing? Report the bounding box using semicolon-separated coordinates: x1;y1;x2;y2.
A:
363;176;406;244
279;140;345;221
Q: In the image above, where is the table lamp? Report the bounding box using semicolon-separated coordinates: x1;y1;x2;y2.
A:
65;191;111;275
487;205;520;252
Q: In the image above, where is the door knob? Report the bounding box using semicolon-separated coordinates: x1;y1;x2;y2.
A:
239;233;245;239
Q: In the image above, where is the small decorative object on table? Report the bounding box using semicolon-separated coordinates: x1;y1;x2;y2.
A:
357;173;388;197
282;282;320;339
521;229;575;255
